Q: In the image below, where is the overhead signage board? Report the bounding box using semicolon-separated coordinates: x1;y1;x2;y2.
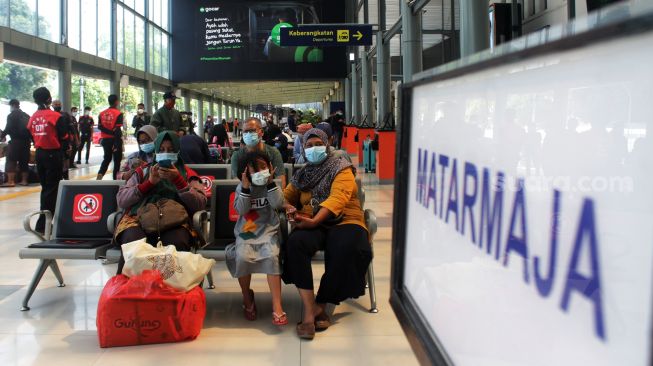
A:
279;24;373;47
391;5;653;366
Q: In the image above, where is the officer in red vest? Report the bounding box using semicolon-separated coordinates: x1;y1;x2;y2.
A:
27;87;68;234
97;94;124;180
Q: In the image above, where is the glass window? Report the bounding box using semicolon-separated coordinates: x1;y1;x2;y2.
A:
11;0;37;36
135;0;145;15
135;17;145;71
37;0;60;43
152;90;164;112
81;0;97;54
71;75;111;116
124;8;135;67
97;0;112;59
161;33;169;78
0;0;8;27
117;5;124;63
68;0;80;49
161;0;168;30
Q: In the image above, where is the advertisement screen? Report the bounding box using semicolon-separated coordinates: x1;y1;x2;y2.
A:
171;0;347;82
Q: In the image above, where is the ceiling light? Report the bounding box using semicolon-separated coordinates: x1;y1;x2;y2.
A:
349;53;355;61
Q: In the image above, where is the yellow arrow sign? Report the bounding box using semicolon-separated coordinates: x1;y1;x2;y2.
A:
354;31;363;41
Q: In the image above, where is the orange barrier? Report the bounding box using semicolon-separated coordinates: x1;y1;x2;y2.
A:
344;126;358;154
375;131;396;182
356;128;376;166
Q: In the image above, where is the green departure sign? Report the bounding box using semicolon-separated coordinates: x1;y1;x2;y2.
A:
280;24;373;47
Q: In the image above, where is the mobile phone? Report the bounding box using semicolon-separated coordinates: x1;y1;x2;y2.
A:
158;160;172;168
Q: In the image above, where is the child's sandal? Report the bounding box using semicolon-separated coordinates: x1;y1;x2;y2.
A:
272;312;288;326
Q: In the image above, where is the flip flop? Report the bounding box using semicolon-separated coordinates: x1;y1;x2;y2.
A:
272;312;288;326
242;289;257;321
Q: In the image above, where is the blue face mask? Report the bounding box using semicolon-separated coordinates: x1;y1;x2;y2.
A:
140;142;155;154
243;132;260;147
304;146;328;164
156;152;178;164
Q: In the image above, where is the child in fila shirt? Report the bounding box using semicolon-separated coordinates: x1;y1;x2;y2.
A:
226;150;287;326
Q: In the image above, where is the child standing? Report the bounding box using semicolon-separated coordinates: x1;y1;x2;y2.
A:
226;150;287;325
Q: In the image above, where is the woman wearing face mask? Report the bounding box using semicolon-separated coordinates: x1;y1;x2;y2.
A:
282;128;372;340
114;131;207;274
226;151;287;325
116;125;157;181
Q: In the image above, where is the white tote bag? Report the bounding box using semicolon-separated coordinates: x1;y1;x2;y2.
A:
121;239;215;292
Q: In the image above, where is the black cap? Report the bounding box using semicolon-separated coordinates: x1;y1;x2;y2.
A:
9;99;20;107
33;87;52;105
163;91;177;100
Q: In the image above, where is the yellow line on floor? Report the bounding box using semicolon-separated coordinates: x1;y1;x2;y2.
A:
0;171;109;202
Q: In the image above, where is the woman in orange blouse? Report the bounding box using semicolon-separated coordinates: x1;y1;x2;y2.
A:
283;128;372;340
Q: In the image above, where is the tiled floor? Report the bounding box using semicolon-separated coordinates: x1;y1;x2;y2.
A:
0;148;418;366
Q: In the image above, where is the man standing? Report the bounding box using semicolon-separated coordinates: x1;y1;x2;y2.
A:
230;117;286;187
150;92;182;132
51;100;74;178
68;106;81;169
97;95;124;180
77;106;94;164
203;115;214;142
1;99;31;187
27;87;67;234
131;103;150;133
287;109;297;132
233;117;240;137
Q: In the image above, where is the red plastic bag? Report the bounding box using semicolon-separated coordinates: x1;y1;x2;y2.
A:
96;270;206;348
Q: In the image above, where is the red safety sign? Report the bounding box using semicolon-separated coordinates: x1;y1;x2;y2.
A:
228;192;238;222
73;194;103;223
199;176;214;197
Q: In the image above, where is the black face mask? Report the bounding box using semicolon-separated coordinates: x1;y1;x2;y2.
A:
53;106;62;112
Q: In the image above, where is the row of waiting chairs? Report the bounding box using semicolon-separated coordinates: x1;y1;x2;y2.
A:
18;164;378;314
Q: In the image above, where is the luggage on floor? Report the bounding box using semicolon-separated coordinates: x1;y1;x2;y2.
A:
96;270;206;348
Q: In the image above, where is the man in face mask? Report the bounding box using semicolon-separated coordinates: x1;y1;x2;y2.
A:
1;99;31;187
51;100;75;176
131;102;150;134
77;107;94;164
150;92;182;132
230;117;286;187
68;107;81;169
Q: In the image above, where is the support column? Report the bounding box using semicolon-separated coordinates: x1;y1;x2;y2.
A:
145;79;153;114
460;0;490;57
401;0;422;82
218;101;223;120
209;99;215;119
183;93;190;113
361;54;373;126
351;63;359;123
376;32;390;129
345;77;351;123
59;58;72;110
198;97;204;136
110;69;121;101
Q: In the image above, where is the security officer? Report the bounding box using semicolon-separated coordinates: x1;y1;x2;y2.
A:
96;94;124;180
27;87;67;234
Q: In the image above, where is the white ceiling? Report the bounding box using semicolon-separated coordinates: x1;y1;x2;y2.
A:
178;81;338;106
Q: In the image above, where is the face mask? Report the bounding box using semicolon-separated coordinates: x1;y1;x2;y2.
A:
73;112;79;117
305;146;328;164
53;106;62;112
182;115;188;121
243;132;260;147
140;142;155;154
156;153;178;164
138;109;144;114
251;169;271;186
84;111;90;116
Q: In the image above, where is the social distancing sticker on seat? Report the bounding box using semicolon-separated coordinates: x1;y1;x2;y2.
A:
200;176;214;197
228;192;237;222
73;194;103;223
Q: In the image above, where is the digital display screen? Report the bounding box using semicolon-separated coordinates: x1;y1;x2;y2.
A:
171;0;347;82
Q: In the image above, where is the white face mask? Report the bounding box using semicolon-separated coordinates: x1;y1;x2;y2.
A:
84;111;90;116
73;111;79;117
251;169;271;186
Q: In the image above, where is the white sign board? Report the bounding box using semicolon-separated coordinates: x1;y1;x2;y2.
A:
401;29;653;365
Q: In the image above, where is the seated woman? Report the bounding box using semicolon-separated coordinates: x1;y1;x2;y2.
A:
282;128;372;340
116;125;157;181
115;131;207;274
226;151;287;325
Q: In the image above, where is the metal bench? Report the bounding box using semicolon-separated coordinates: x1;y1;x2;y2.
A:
19;180;124;311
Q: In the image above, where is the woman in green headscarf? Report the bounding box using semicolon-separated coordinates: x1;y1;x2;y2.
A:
115;131;207;274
